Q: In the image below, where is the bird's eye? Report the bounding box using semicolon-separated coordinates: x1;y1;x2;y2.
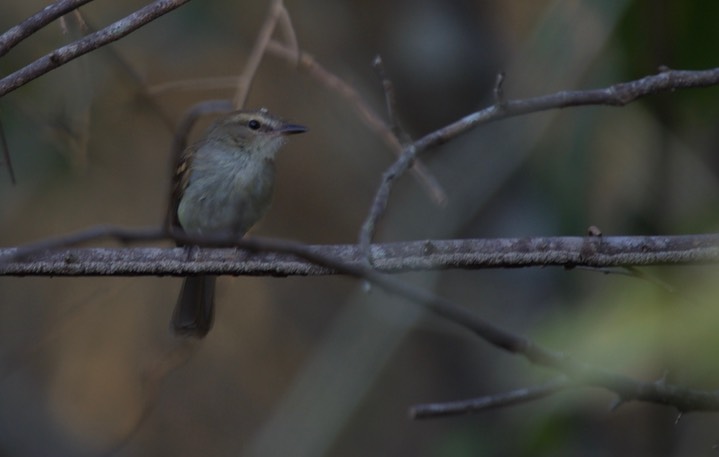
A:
248;119;261;130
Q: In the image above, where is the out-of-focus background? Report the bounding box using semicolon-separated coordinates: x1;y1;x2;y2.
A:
2;1;719;456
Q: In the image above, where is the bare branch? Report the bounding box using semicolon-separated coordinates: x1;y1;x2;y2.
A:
2;229;719;276
0;0;192;97
0;0;95;57
358;66;719;258
410;377;577;419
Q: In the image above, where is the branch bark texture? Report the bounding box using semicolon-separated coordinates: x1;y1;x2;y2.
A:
2;233;718;276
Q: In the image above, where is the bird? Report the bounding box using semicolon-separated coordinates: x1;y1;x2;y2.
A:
169;108;307;337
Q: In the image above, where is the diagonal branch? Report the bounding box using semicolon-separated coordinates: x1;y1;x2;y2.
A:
0;0;192;97
0;0;95;57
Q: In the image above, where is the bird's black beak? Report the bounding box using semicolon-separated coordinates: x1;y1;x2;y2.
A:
280;123;308;135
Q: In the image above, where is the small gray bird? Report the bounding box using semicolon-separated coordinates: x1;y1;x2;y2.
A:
169;108;307;337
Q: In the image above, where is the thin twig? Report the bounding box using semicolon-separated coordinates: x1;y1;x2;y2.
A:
275;3;299;66
0;114;16;184
372;55;410;143
266;40;448;205
410;377;577;419
233;0;286;109
358;66;719;259
0;0;192;97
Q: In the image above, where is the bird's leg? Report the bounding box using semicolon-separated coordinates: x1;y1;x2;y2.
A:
184;244;200;262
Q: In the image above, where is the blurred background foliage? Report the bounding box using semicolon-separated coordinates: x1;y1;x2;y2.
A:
1;0;719;456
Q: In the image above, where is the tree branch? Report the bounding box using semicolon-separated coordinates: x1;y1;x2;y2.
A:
2;227;718;276
0;0;95;57
410;377;577;419
0;0;192;97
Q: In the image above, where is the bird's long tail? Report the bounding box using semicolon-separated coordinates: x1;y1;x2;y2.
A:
172;275;216;338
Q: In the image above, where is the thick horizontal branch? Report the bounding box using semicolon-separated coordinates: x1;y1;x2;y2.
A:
2;234;718;276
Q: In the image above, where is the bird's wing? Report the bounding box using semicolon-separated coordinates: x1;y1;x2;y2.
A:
166;142;196;236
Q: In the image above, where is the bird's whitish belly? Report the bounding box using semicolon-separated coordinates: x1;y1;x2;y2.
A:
178;163;275;238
